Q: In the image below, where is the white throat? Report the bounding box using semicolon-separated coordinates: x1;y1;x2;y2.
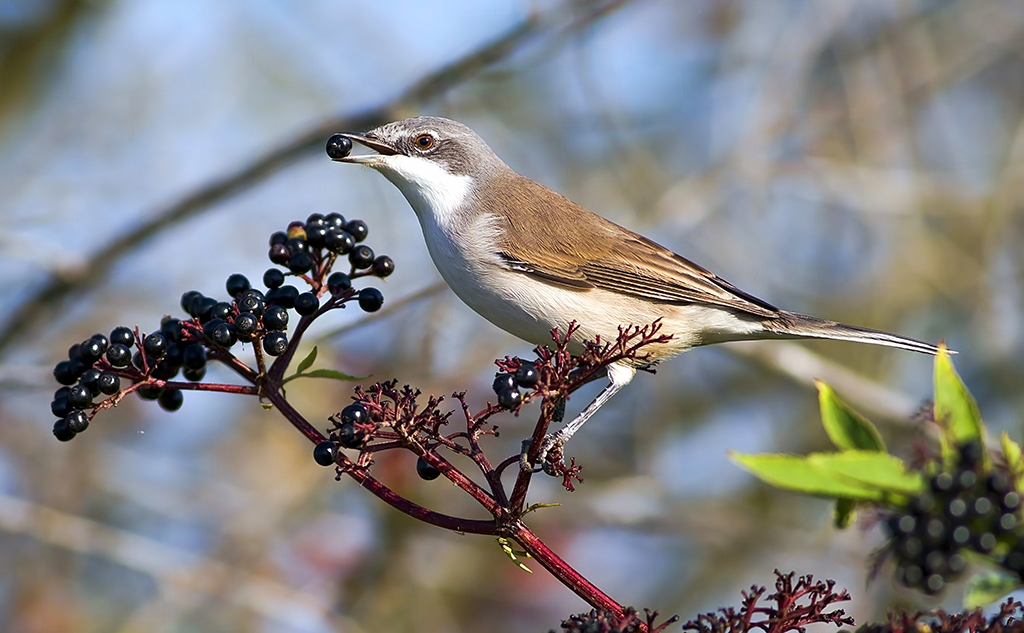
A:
374;154;474;231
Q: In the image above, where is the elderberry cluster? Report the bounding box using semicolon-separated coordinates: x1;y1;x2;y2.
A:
492;362;539;410
885;443;1022;594
49;212;393;442
313;403;375;466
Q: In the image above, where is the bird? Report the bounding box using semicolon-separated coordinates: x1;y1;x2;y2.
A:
327;116;943;471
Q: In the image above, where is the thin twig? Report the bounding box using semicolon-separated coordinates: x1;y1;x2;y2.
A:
0;15;537;355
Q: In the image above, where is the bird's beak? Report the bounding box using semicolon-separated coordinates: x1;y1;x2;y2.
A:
335;133;399;164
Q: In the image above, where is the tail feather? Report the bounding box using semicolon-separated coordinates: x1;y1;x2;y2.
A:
763;311;948;356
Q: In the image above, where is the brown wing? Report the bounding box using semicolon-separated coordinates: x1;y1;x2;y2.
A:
489;172;780;320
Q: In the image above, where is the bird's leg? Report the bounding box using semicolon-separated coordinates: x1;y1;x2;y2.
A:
533;380;624;469
521;363;636;473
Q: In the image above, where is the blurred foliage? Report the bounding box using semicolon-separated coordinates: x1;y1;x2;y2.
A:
1;1;1023;632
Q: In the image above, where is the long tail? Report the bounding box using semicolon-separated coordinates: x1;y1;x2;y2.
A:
762;311;947;355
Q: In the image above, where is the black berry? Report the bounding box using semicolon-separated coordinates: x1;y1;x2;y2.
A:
340;403;369;426
269;244;290;265
337;424;365;449
164;342;184;366
416;456;441;480
79;368;102;395
931;472;954;494
96;371;121;395
209;302;233;322
313;441;338;466
325;212;345;229
287;251;313;274
110;325;135;347
515;362;539;388
182;344;207;370
988;473;1011;495
160;318;183;343
1002;491;1021;512
158;388;184;412
262;332;288;356
306;223;328;248
51;395;71;418
237;293;265;317
143;333;168;359
234;313;259;341
194;296;218;322
263;268;285;289
956;470;978;490
65;410;89;433
89;333;110;353
180;291;203;316
959;441;983;468
294;292;320;316
106;344;132;368
225;273;251;298
345;219;368;242
202;316;225;336
269;231;287;246
67;385;93;409
53;418;76;442
79;338;105;363
372;255;395;277
263;305;289;331
324;229;354;254
497;387;522;410
267;285;299;309
209;322;237;348
325;134;353;160
67;356;88;376
327;272;352;294
492;373;517;395
348;245;374;269
53;360;79;385
358;288;384;312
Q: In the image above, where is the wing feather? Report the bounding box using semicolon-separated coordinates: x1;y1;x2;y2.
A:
489;172;779;319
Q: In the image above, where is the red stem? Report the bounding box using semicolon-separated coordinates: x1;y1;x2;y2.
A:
262;389;500;534
510;522;637;628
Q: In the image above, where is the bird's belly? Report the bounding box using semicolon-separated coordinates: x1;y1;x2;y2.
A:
435;259;716;359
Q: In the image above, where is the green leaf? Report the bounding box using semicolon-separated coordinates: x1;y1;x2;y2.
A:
814;451;923;494
301;368;365;381
833;498;856;529
731;451;922;501
964;571;1020;609
1002;432;1024;489
296;346;318;374
732;453;880;500
816;380;885;452
934;344;984;457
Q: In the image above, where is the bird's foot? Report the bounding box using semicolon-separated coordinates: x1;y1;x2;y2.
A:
519;432;566;474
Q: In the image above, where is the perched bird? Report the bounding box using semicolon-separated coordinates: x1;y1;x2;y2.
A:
328;116;942;470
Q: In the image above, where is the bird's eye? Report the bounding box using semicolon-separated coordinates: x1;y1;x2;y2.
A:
414;134;435;151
